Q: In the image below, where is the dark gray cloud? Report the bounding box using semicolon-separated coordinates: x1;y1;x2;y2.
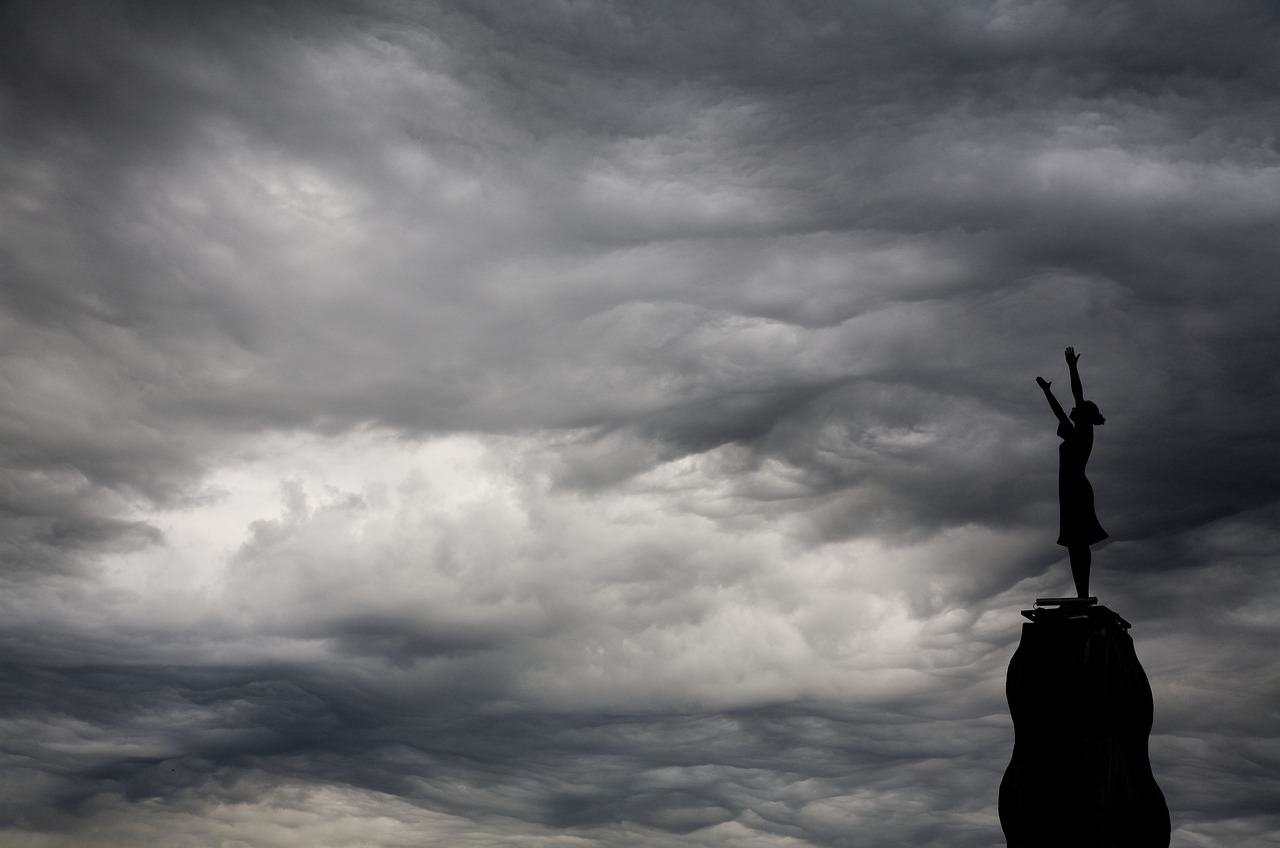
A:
0;630;1012;846
2;0;1279;845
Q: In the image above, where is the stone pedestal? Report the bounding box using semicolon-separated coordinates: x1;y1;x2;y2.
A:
999;601;1170;847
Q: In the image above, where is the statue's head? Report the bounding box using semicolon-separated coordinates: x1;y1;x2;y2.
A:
1070;401;1105;426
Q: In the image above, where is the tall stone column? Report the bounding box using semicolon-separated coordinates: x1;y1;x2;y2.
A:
999;600;1170;847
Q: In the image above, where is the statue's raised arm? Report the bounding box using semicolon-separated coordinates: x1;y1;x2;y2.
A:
1066;346;1084;406
1036;375;1069;426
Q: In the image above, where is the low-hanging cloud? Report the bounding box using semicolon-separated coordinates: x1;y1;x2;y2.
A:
2;0;1279;845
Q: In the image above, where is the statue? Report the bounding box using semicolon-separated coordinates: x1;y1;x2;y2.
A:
1001;346;1170;847
1036;347;1107;598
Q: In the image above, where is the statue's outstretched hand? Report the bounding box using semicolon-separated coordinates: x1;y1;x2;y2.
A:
1064;346;1080;365
1036;376;1050;389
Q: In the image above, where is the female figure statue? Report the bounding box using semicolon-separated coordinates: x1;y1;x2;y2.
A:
1036;347;1107;598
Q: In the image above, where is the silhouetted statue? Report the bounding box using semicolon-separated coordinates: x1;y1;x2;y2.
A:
1003;348;1169;846
1036;347;1107;597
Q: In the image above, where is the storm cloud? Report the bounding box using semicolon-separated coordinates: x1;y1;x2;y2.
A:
2;1;1279;845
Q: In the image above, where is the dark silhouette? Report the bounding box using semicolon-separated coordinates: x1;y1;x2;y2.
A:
1003;353;1169;846
1000;603;1170;847
1036;347;1107;598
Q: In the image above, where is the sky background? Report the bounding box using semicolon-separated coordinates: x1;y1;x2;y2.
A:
2;1;1279;845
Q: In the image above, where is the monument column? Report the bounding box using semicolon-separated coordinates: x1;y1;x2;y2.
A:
999;598;1170;847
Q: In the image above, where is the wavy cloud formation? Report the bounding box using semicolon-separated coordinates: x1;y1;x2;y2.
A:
2;1;1278;845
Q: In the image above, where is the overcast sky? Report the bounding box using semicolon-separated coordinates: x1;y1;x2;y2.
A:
2;1;1279;845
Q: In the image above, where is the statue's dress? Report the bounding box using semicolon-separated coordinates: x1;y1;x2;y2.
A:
1056;420;1108;547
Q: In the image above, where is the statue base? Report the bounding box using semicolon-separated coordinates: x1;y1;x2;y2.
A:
1020;597;1131;630
999;601;1169;847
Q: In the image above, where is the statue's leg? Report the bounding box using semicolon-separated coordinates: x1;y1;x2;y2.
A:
1068;546;1091;598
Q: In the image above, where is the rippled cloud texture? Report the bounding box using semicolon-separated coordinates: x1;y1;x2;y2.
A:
3;1;1279;845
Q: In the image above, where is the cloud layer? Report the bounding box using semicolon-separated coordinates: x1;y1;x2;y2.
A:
2;1;1279;845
